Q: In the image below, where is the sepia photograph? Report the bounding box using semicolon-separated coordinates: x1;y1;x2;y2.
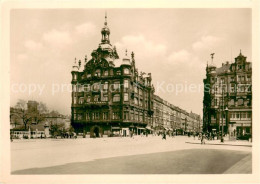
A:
1;1;260;184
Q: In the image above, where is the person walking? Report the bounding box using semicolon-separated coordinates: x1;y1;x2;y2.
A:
162;132;166;140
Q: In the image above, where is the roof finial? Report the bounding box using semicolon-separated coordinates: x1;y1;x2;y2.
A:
240;49;242;55
74;57;77;64
104;11;107;26
125;49;128;56
210;53;215;64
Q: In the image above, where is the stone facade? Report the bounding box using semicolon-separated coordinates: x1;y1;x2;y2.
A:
203;52;252;137
71;15;201;137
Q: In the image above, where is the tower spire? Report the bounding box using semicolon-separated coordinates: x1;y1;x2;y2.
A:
105;11;107;26
101;11;110;44
210;53;215;64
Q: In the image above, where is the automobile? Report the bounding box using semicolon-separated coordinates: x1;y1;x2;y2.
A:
237;133;251;140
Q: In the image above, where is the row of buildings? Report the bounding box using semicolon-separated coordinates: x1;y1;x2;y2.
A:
203;52;252;138
70;15;201;137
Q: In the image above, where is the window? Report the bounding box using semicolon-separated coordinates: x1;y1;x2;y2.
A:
102;95;108;102
124;93;129;101
113;81;120;90
247;112;252;119
135;112;139;121
95;69;101;77
238;99;243;106
238;76;241;82
241;76;245;82
73;74;77;80
134;97;138;105
86;113;90;120
87;74;91;78
104;70;108;76
110;69;113;75
79;97;84;104
241;112;246;119
236;113;240;119
113;94;120;102
78;114;82;120
74;97;77;104
229;99;235;106
94;95;99;102
124;68;130;74
230;77;234;82
93;83;100;91
134;86;138;93
247;76;251;82
84;84;90;92
72;85;76;92
140;99;143;107
124;80;129;89
95;112;100;120
124;111;129;120
116;70;121;75
103;112;108;120
112;112;120;120
103;82;108;90
87;96;91;102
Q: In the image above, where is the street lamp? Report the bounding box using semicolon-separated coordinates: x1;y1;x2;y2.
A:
225;107;229;133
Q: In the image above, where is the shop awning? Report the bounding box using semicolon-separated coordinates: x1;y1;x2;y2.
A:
137;127;145;130
146;126;153;130
111;127;121;130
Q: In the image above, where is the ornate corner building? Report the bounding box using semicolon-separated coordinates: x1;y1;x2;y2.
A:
203;52;252;138
71;15;154;137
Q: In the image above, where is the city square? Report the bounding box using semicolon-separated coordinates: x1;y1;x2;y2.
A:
11;136;252;174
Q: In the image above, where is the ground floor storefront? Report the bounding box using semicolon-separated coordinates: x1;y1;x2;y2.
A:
71;122;148;138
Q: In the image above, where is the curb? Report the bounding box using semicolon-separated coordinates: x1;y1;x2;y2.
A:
185;141;252;147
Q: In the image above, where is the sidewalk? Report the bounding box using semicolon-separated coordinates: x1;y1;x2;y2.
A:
185;137;252;147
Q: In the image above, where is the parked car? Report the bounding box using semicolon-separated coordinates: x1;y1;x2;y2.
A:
237;133;251;140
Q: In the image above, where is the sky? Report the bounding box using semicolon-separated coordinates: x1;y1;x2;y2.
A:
10;9;252;116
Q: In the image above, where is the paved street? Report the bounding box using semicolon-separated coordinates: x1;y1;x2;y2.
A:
11;136;252;174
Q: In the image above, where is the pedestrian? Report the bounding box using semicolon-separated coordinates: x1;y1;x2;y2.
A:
193;132;196;140
201;133;206;144
162;132;166;140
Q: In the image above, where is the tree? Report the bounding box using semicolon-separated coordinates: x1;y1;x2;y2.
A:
15;99;32;130
49;122;65;137
38;102;48;114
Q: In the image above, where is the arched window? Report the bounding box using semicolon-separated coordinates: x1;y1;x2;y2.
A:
95;69;101;77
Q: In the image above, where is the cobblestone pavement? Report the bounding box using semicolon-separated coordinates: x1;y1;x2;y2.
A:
11;135;252;174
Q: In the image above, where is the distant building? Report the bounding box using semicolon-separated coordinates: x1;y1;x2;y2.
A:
203;51;252;137
153;95;201;135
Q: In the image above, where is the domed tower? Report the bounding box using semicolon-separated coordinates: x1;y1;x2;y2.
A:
101;12;110;44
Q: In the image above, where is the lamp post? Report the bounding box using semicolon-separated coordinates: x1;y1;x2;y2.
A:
225;107;229;136
221;81;224;143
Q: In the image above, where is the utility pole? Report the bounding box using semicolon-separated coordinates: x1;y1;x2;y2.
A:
221;82;224;143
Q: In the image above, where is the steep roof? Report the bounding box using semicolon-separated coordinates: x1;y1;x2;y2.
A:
216;63;231;74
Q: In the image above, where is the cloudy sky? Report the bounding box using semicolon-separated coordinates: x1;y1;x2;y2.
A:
10;9;251;115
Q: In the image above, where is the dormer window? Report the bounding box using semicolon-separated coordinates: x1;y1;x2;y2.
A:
124;68;130;75
73;74;77;80
104;70;108;76
95;69;101;77
116;70;121;75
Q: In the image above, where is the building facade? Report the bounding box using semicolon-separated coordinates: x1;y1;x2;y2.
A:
71;15;154;137
71;15;201;137
203;52;252;138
